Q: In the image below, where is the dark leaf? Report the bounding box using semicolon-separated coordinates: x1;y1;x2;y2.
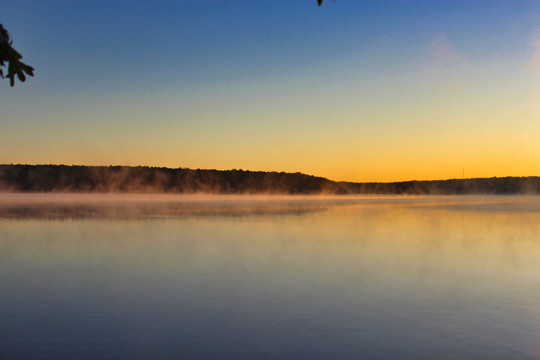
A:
25;66;34;77
17;71;26;82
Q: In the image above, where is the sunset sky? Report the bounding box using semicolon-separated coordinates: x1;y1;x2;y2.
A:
2;0;540;182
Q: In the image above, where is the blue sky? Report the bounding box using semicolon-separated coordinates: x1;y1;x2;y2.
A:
2;1;540;181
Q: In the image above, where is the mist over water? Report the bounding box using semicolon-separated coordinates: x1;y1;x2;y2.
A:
1;194;539;359
2;193;540;218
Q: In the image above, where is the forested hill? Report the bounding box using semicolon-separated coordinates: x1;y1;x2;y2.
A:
1;164;540;195
0;165;347;194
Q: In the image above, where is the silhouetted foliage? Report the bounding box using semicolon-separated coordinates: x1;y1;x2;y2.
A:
0;165;348;194
1;165;539;195
339;177;540;195
0;24;34;86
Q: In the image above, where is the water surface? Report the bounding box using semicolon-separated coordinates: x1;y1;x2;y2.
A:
1;194;539;359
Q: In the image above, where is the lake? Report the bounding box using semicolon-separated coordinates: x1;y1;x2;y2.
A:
1;194;539;359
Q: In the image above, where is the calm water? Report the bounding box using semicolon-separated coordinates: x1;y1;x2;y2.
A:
1;194;539;359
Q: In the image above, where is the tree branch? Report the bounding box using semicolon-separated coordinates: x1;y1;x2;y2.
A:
0;24;34;86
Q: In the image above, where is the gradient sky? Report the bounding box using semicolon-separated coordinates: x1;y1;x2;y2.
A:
2;0;540;182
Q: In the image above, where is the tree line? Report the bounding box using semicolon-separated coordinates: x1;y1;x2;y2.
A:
0;164;347;194
1;164;540;195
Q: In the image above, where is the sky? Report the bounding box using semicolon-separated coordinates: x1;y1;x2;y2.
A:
2;0;540;182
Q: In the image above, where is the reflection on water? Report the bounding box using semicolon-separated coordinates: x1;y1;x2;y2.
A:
1;195;539;359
